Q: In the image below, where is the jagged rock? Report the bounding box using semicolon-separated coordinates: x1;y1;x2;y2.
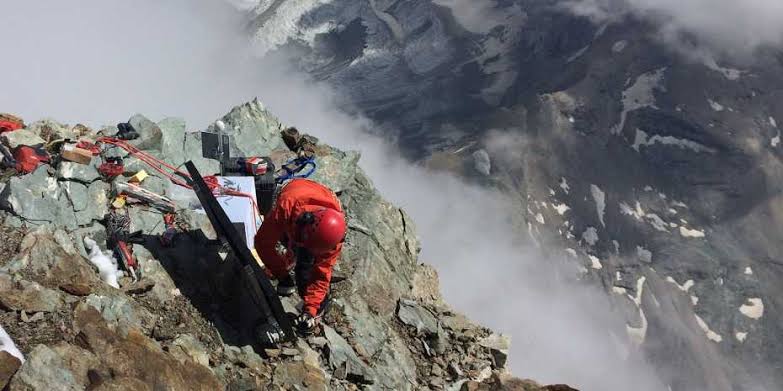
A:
158;117;221;175
128;207;166;235
0;351;21;389
215;98;284;157
323;326;375;384
50;256;98;296
397;299;438;336
9;343;100;391
296;339;322;369
73;181;109;226
307;336;328;349
72;304;222;390
1;226;103;295
478;334;511;369
411;264;443;302
170;334;210;367
0;166;78;229
0;274;64;312
224;345;265;371
272;361;327;391
28;119;82;141
134;251;178;304
2;128;46;149
307;147;361;194
122;278;155;295
91;377;152;391
76;294;152;334
57;161;101;183
441;312;476;333
128;114;163;151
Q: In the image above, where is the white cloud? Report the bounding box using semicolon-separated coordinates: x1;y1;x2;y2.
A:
564;0;783;59
433;0;526;34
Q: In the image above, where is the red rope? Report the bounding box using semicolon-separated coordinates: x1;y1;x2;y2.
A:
96;137;261;215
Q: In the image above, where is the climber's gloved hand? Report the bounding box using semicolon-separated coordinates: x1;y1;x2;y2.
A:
295;312;318;336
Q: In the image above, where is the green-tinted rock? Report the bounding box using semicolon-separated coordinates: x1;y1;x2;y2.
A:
28;119;80;141
397;299;438;336
323;326;375;384
128;207;165;235
2;128;45;148
77;294;151;335
57;161;101;183
0;166;78;229
9;344;98;391
128;114;163;151
216;99;284;157
308;147;360;194
0;274;64;313
170;334;210;368
157;117;220;175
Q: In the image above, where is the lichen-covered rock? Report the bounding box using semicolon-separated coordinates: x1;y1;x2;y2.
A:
0;351;21;389
158;117;220;175
397;299;439;336
128;114;163;151
27;119;82;142
71;304;222;390
170;334;210;368
0;274;64;313
214;98;284;157
272;361;327;391
323;326;375;384
57;161;101;183
2;129;46;149
0;166;78;229
76;294;153;335
9;343;100;391
478;334;511;369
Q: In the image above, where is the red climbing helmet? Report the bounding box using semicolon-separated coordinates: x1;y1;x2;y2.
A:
298;207;346;254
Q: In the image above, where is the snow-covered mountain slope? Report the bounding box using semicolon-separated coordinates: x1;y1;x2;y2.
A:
243;1;783;390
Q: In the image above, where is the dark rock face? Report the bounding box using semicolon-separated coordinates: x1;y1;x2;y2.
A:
247;1;783;390
0;102;567;390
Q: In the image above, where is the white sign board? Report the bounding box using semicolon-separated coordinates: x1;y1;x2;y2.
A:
215;176;262;250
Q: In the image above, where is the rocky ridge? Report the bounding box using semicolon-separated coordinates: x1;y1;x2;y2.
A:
0;100;574;390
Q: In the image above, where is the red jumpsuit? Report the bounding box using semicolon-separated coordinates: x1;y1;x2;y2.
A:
254;179;343;317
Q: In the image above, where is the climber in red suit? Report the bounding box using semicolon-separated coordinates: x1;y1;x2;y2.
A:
254;178;346;342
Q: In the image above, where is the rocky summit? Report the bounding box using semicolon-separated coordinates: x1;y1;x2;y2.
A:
0;100;575;390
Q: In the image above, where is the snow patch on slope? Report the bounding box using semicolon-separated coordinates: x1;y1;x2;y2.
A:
612;68;666;135
739;298;764;319
632;128;716;153
591;184;606;227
